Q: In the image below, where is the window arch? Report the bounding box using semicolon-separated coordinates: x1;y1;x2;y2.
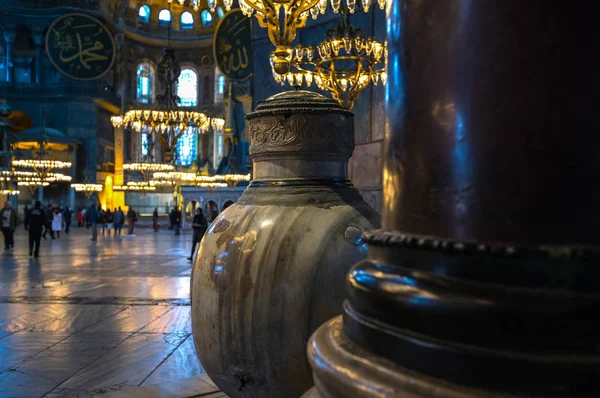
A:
201;10;213;28
181;11;194;29
136;63;154;104
216;7;224;19
138;5;150;23
158;9;172;25
177;68;198;107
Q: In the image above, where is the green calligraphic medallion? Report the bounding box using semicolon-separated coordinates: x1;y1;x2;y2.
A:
214;9;253;81
46;13;116;81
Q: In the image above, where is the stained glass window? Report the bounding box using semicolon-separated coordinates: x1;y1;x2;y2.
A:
138;5;150;23
141;133;149;157
137;64;153;104
181;11;194;29
177;127;197;167
201;10;213;28
177;68;198;107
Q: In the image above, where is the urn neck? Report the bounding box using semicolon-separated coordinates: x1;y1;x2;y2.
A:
252;155;349;180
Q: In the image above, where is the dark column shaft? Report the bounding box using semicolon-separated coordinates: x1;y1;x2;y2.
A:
334;1;600;396
384;0;600;245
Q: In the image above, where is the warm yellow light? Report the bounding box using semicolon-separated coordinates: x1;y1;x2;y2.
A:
123;163;175;172
12;159;72;169
71;183;103;192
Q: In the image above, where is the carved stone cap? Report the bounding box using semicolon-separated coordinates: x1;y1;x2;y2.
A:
246;91;355;161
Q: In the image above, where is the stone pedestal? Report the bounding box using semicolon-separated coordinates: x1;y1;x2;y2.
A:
305;1;600;397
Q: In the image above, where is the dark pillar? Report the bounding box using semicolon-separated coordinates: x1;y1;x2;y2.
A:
305;1;600;397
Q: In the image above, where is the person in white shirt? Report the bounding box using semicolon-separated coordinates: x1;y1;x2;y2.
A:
52;208;63;238
1;202;17;250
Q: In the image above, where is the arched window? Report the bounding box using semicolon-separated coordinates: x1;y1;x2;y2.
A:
177;68;198;106
181;11;194;29
176;127;197;167
201;10;213;28
217;76;226;94
137;63;154;104
216;7;224;19
138;5;150;23
214;67;226;103
158;9;172;25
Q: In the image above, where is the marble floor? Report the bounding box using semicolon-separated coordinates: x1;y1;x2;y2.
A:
0;226;213;398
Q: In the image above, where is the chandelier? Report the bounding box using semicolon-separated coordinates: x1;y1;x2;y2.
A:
123;163;175;172
110;52;225;164
271;8;386;110
11;129;73;185
71;183;103;192
195;181;228;194
113;183;157;191
239;0;388;75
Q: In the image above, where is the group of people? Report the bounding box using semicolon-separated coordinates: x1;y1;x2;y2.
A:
2;200;211;261
86;205;138;241
1;202;74;253
1;201;57;257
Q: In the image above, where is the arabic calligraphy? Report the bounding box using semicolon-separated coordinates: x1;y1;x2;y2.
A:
46;14;116;81
214;10;253;81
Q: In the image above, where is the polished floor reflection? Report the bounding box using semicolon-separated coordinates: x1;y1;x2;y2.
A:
0;226;210;397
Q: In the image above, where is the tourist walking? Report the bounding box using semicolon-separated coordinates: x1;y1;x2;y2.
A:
42;205;55;240
77;210;83;227
169;209;176;230
100;209;108;236
174;207;182;236
188;208;208;261
52;208;62;238
114;207;124;235
1;202;17;250
23;205;29;230
89;204;99;241
127;206;137;235
105;209;114;236
27;201;46;257
152;208;159;232
64;207;73;234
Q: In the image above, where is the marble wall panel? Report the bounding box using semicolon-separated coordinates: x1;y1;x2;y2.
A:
350;141;383;191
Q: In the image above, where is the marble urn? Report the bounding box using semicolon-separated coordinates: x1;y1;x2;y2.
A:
191;90;380;398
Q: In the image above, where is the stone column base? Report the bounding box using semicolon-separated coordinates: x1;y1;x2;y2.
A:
305;317;507;398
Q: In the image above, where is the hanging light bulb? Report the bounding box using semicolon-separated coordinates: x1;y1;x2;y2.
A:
347;0;356;13
287;73;295;86
380;71;387;85
362;0;372;12
310;7;319;19
305;72;313;87
208;0;216;11
340;79;348;91
330;0;341;13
